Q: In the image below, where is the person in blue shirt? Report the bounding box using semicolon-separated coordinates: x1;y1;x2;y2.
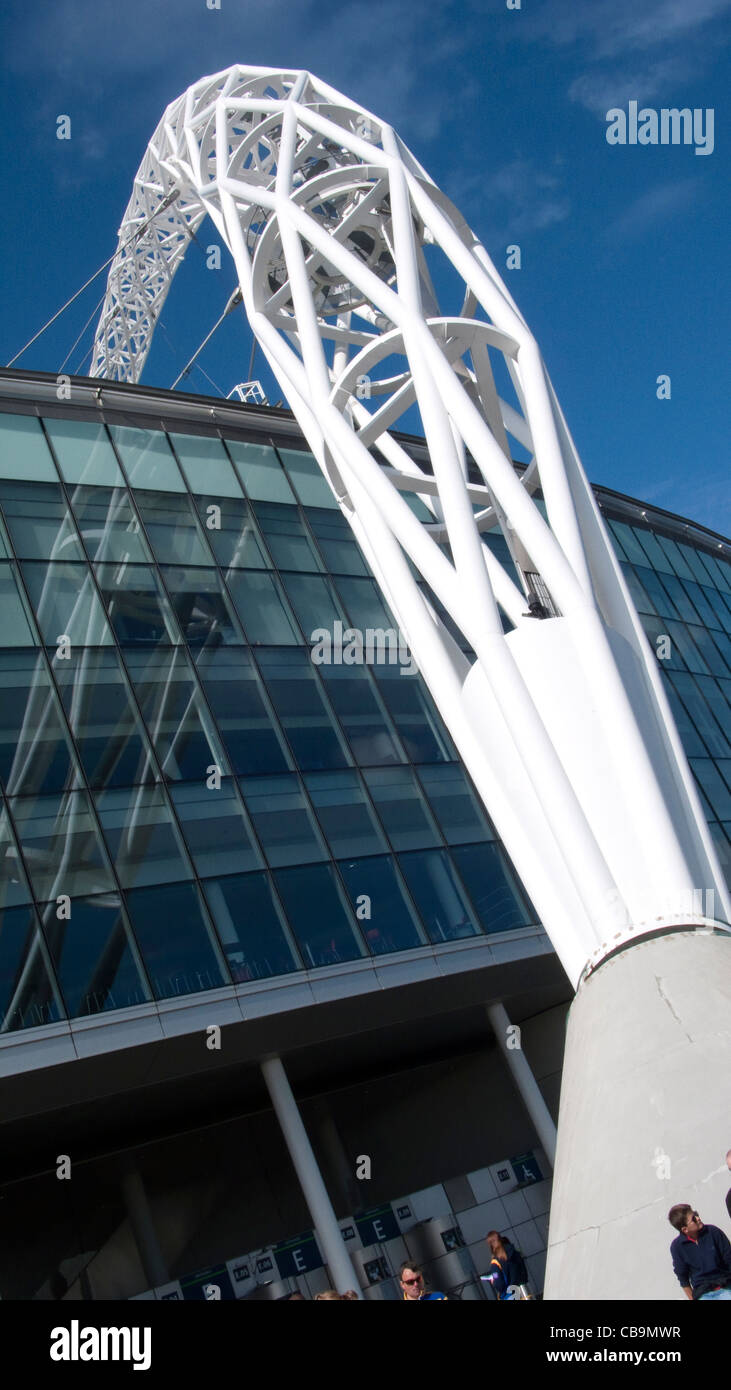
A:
668;1205;731;1300
399;1262;447;1301
485;1231;528;1300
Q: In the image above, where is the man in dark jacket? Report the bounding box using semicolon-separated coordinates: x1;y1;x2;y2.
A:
668;1205;731;1300
485;1231;528;1300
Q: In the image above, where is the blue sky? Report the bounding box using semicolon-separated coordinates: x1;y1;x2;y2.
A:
1;0;729;530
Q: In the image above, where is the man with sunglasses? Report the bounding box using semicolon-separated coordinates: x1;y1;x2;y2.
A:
399;1262;447;1301
668;1205;731;1300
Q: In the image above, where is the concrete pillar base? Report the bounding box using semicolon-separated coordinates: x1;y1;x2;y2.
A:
544;930;731;1301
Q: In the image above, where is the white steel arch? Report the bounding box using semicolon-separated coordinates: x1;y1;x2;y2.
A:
90;65;730;991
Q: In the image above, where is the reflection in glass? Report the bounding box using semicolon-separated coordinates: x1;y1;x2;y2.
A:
0;804;32;908
195;647;292;775
124;647;229;782
417;764;495;844
337;855;424;954
0;651;81;796
53;647;158;789
280;573;344;639
133;490;213;566
451;842;535;933
170;779;263;878
124;880;226;1000
273;863;364;967
305;507;369;576
0;562;41;646
0;414;57;482
318;663;404;765
10;789;116;903
39;892;150;1017
256;649;351;770
95;784;193;888
398;849;479;943
94;562;180;647
68;485;152;563
240;773;327;868
374;667;456;763
109;426;185;492
192;495;268;569
0;905;63;1031
44;418;123;487
227;439;295;502
277;448;337;508
334;576;394;630
0;481;84;560
252;502;324;571
363;766;441;850
304;770;387;858
21;561;112;647
202;872;299;981
170;433;242;497
161;565;245;647
227;570;300;645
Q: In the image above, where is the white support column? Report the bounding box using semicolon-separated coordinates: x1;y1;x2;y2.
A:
261;1055;362;1297
487;1001;557;1169
121;1166;169;1290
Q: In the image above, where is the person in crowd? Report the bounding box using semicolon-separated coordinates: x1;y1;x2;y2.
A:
725;1150;731;1223
484;1230;528;1300
668;1204;731;1300
399;1262;447;1300
314;1289;343;1300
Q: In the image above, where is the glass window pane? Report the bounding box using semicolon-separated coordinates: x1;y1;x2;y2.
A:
277;448;336;508
631;527;674;574
170;779;263;878
195;647;293;775
124;880;226;999
633;566;679;620
0;803;33;908
373;666;456;763
53;647;158;789
609;520;652;567
689;759;731;821
0;650;81;796
109;426;185;492
281;572;344;639
20;560;112;646
0;414;57;482
663;675;711;758
94;562;180;647
398;849;480;943
95;783;193;888
700;553;731;595
44;418;123;486
202;871;299;981
161;565;245;648
700;585;731;636
273;863;364;966
363;766;441;849
680;579;722;630
67;485;152;563
227;439;295;502
252;501;324;571
240;773;327;868
663;621;710;675
40;892;150;1017
124;647;229;783
256;649;351;769
0;563;41;646
654;533;695;581
700;626;731;676
305;507;369;576
10;789;116;901
417;764;495;844
639;613;686;670
334;575;394;630
304;770;387;857
659;573;701;624
170;433;243;498
132;491;212;566
227;570;300;645
669;672;731;758
0;480;84;560
318;663;404;765
451;842;535;933
695;676;731;754
192;496;268;569
621;563;655;615
337;855;424;954
0;905;63;1031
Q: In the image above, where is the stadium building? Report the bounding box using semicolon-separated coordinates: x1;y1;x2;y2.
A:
0;367;728;1300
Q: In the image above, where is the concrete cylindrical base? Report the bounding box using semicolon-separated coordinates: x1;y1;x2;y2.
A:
544;930;731;1301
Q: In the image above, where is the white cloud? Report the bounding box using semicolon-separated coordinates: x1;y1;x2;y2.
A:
602;178;696;244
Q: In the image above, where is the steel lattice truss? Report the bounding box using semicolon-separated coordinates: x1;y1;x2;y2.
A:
91;65;729;985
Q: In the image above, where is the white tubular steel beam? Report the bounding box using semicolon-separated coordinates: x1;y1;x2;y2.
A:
90;65;730;988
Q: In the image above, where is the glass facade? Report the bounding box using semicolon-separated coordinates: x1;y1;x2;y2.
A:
0;402;728;1032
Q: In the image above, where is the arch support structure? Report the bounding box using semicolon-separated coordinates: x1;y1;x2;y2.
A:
91;65;730;1299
